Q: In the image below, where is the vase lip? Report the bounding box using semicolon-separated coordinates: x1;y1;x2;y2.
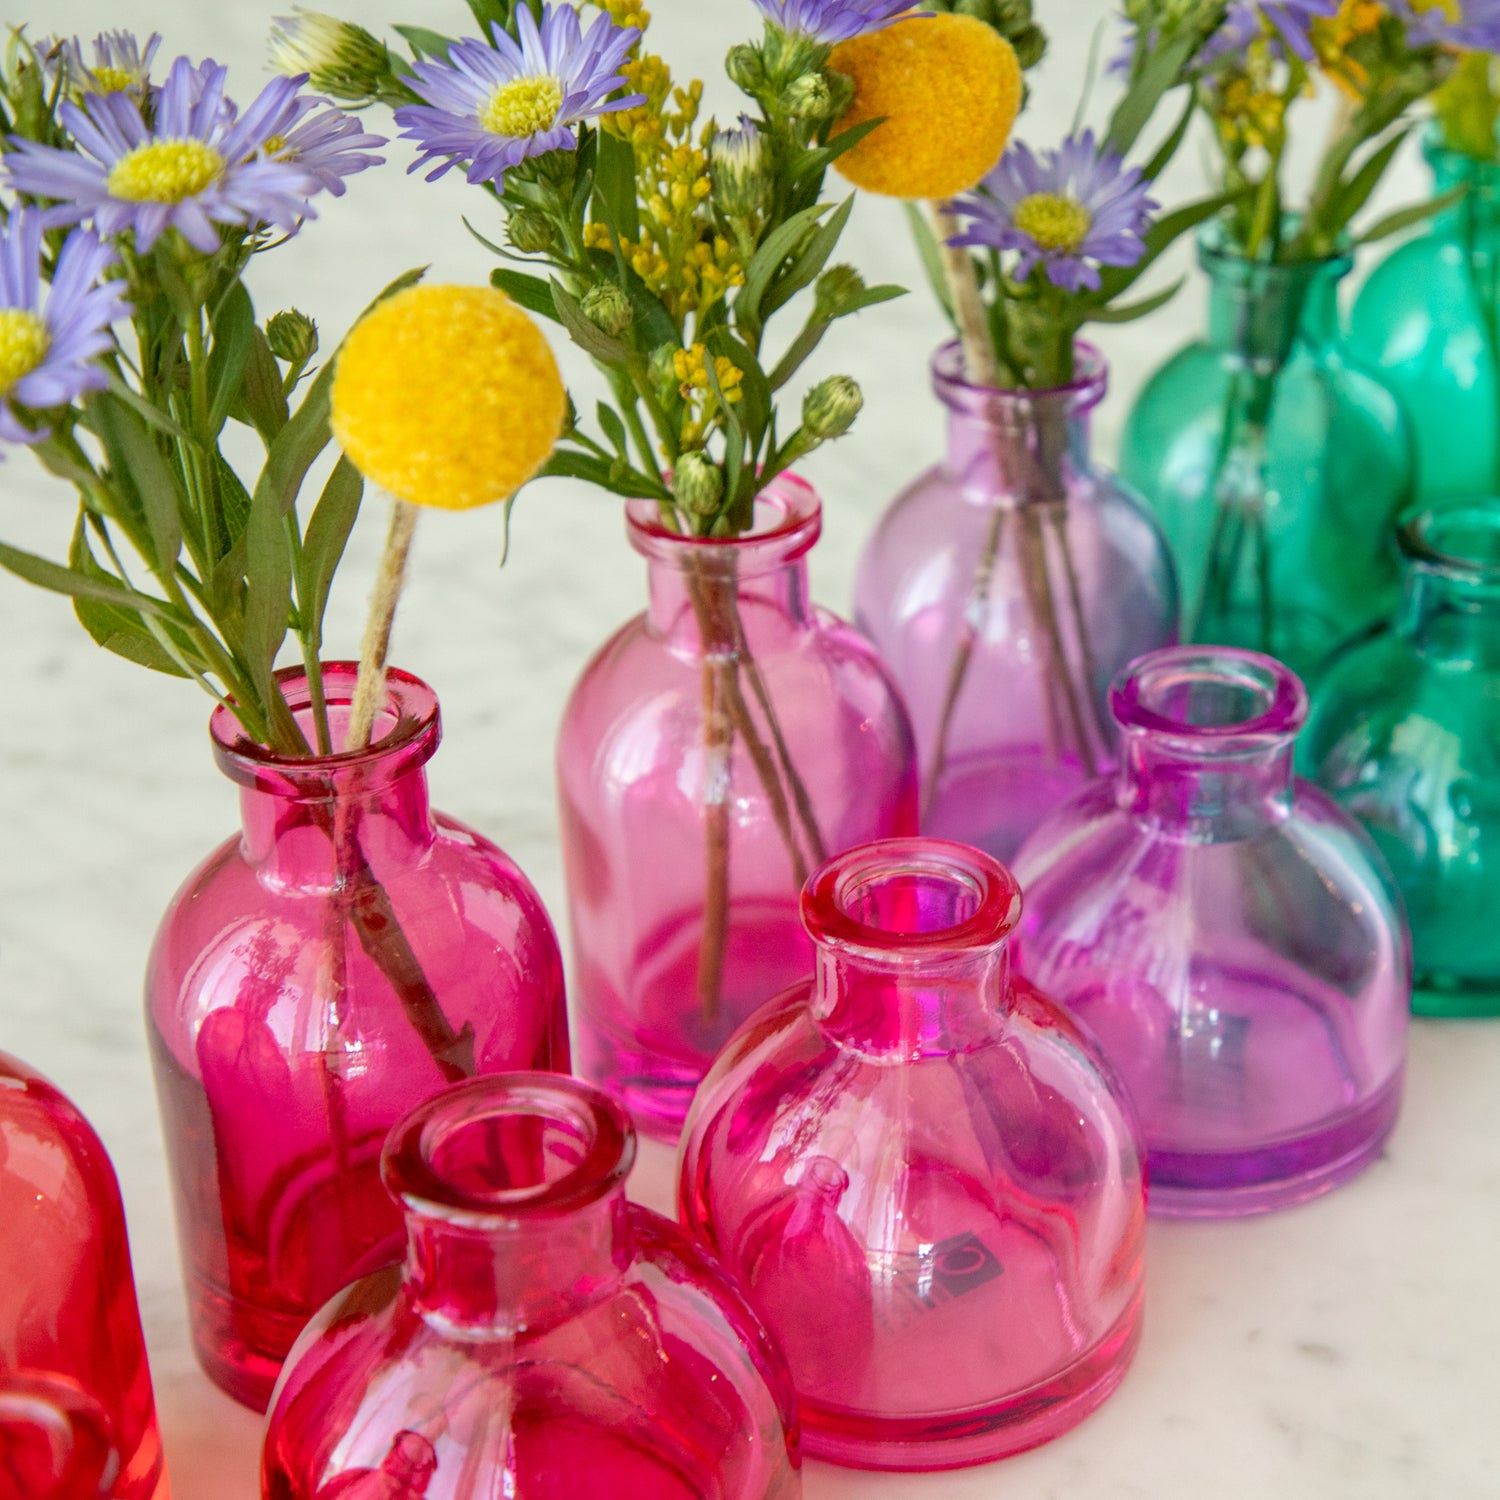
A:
211;661;441;790
383;1072;636;1227
625;470;821;567
1111;646;1308;743
1400;502;1500;583
931;338;1107;414
802;837;1023;957
0;1373;118;1500
1196;215;1352;278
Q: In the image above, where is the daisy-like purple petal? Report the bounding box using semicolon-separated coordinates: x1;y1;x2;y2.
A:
62;29;161;100
0;210;128;447
1200;0;1339;66
949;130;1157;294
749;0;925;44
249;89;386;197
394;3;643;186
1391;0;1500;52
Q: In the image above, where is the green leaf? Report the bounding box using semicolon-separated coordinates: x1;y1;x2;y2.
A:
831;283;906;317
707;329;771;454
596;401;630;459
83;390;184;576
540;447;665;499
1090;192;1238;305
102;370;192;442
1083;277;1185;324
298;456;363;649
735;202;830;343
490;266;563;322
213;452;253;569
0;539;174;617
784;115;885;188
242;463;295;712
1141;89;1196;183
593;127;640;248
207;282;257;437
768;319;829;392
904;202;954;321
1356;188;1466;246
1324;129;1409;240
763;195;855;320
394;24;453;59
551;278;638;369
69;516;189;677
1105;33;1197;158
240;326;289;444
462;0;510;32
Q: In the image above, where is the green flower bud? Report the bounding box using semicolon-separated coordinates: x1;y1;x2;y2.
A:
265;308;319;365
711;118;772;225
267;10;392;103
782;70;833;121
761;26;823;89
725;42;766;94
582;282;634;339
813;264;866;322
649;343;680;407
673;451;724;519
802;376;863;441
506;206;556;255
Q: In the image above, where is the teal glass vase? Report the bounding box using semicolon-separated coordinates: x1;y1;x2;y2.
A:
1350;138;1500;503
1120;221;1414;680
1302;503;1500;1017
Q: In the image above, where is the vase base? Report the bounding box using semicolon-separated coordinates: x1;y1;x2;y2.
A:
186;1279;311;1412
1146;1069;1403;1218
797;1295;1143;1472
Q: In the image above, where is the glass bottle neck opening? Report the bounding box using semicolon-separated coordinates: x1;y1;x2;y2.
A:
1400;504;1500;653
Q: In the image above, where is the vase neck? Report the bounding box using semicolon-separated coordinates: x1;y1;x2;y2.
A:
1399;505;1500;662
386;1076;636;1336
802;840;1022;1056
1112;648;1307;843
1201;231;1348;371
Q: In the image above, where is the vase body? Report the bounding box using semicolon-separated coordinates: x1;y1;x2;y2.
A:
1303;504;1500;1016
1350;140;1500;502
1121;223;1413;679
557;475;918;1141
0;1052;166;1499
262;1073;802;1499
678;839;1146;1471
854;342;1178;862
0;1374;119;1500
1011;647;1410;1217
146;665;570;1411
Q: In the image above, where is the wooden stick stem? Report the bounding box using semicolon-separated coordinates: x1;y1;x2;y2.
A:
346;497;419;753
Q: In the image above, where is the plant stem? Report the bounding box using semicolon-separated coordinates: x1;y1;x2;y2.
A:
348;498;419;752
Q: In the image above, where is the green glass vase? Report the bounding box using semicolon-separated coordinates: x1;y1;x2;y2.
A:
1349;138;1500;504
1302;503;1500;1018
1120;221;1413;681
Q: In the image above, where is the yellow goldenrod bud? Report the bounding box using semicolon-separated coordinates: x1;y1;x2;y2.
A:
803;375;863;440
266;308;318;364
673;450;724;518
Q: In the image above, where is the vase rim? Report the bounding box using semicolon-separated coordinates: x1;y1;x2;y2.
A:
211;662;441;790
1111;646;1308;743
802;837;1023;958
383;1073;636;1226
931;338;1107;412
0;1373;119;1500
625;471;821;567
1196;216;1353;278
1400;502;1500;583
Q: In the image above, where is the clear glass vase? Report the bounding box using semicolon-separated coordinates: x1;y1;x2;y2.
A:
0;1051;166;1499
262;1073;802;1500
1011;647;1411;1217
147;664;570;1411
678;838;1146;1471
1120;222;1413;679
1350;138;1500;503
0;1373;119;1500
854;341;1178;862
1303;504;1500;1017
557;474;918;1141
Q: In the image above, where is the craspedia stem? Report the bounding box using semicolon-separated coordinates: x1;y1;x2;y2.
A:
930;205;1000;389
346;497;420;752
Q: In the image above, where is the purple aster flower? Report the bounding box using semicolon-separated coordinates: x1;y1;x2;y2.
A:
1392;0;1500;52
394;4;643;186
0;210;128;448
949;130;1157;294
1200;0;1339;66
3;56;331;254
62;29;161;100
251;92;386;198
749;0;925;44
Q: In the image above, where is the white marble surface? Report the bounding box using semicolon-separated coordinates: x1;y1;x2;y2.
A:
1;0;1497;1494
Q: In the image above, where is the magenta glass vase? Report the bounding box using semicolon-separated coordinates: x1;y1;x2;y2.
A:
557;474;917;1140
1010;647;1410;1217
854;342;1178;861
678;838;1146;1472
262;1073;802;1499
0;1374;120;1500
0;1052;166;1499
146;664;569;1411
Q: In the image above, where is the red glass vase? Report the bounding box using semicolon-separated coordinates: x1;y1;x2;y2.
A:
146;665;569;1411
0;1374;119;1500
0;1053;166;1499
261;1073;802;1499
678;839;1146;1471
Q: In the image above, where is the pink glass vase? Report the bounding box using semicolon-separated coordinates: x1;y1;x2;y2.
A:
1010;647;1410;1217
262;1073;802;1499
0;1052;166;1499
0;1374;120;1500
146;665;569;1411
557;474;917;1140
854;342;1178;861
678;838;1146;1472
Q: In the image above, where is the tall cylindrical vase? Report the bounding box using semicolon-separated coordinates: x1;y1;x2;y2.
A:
557;475;918;1140
147;664;569;1410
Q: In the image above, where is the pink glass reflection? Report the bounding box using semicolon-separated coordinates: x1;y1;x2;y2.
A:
1011;647;1410;1216
679;839;1146;1472
147;666;570;1410
0;1053;166;1499
0;1374;118;1500
262;1074;801;1500
558;475;917;1139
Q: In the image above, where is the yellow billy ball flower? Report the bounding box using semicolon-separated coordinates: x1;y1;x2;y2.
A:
331;284;566;511
828;15;1022;201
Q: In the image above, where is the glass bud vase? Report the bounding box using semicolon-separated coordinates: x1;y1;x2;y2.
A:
1120;221;1413;679
678;838;1146;1472
1010;647;1411;1217
557;474;918;1141
1350;139;1500;503
0;1374;120;1500
262;1073;802;1500
1303;504;1500;1016
147;664;570;1411
854;341;1178;862
0;1052;166;1500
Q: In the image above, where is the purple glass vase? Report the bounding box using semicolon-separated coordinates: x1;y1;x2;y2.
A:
678;838;1146;1471
0;1374;119;1500
146;665;570;1410
854;342;1178;861
261;1074;802;1500
557;474;918;1141
1010;647;1410;1217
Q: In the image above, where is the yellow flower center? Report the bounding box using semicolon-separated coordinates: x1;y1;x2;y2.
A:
480;76;564;138
263;134;291;158
0;309;51;397
90;65;135;93
1013;193;1093;254
106;139;225;203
